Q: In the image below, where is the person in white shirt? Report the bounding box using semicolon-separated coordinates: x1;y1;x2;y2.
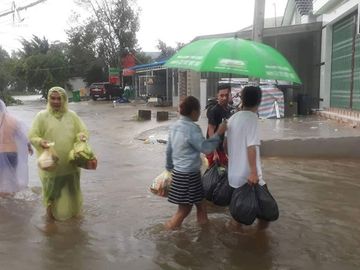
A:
226;85;269;230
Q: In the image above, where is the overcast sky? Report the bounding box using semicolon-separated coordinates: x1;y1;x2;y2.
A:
0;0;288;53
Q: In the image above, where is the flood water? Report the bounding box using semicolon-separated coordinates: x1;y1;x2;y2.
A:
1;99;360;270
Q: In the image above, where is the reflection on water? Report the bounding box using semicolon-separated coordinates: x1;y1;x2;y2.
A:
1;158;360;270
39;221;97;270
138;219;273;270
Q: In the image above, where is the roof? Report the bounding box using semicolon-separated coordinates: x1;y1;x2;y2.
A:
192;21;322;42
240;17;284;31
129;60;166;71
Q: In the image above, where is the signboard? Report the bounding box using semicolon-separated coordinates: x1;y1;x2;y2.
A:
109;67;120;85
121;53;136;77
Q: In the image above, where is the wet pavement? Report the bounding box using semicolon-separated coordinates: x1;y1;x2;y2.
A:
137;104;360;158
1;97;360;270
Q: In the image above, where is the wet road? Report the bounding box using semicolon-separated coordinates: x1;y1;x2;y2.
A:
1;99;360;270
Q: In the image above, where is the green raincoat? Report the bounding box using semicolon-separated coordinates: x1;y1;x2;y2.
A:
29;87;89;221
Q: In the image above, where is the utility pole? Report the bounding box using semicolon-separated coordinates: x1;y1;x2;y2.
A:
251;0;265;85
252;0;265;43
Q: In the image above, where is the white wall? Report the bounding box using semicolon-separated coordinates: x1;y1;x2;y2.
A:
200;79;207;116
187;71;201;100
172;70;179;108
322;0;359;25
313;0;340;15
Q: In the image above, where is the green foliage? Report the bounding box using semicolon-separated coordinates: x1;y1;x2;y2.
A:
84;62;108;84
72;0;140;67
20;36;50;57
134;51;152;65
0;91;16;105
156;40;184;60
17;37;71;96
0;46;11;92
0;1;152;94
66;22;100;80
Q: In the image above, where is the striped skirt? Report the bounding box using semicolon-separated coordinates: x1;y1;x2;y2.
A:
168;169;204;205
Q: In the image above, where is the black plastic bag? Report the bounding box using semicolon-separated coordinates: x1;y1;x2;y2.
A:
202;163;223;201
229;184;259;225
255;185;279;221
212;173;234;206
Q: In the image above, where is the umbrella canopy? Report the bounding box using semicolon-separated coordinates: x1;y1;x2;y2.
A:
164;37;301;84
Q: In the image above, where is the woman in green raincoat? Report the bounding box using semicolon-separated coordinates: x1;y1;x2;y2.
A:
29;87;89;221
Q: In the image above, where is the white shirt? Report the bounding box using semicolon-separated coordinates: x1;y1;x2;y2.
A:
227;111;265;188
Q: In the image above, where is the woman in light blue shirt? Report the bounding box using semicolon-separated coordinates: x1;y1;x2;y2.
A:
165;96;226;229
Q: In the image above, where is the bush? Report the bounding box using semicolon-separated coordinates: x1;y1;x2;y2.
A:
0;91;16;105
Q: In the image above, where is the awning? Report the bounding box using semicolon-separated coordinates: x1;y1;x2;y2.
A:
130;60;167;72
122;68;135;76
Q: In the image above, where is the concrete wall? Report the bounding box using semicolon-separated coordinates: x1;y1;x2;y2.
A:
187;71;201;100
264;29;322;106
261;137;360;158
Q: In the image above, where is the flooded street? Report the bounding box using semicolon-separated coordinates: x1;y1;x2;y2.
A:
1;99;360;270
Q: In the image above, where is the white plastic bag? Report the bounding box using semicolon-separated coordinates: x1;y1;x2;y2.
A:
150;170;172;197
37;142;59;171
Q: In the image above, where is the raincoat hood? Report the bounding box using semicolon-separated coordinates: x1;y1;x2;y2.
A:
47;86;68;118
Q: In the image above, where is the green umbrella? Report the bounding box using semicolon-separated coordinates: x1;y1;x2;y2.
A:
164;37;301;84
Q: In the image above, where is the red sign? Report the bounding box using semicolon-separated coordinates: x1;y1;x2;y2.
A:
121;53;136;68
109;75;120;85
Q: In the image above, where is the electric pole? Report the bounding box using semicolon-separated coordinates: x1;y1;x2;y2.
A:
251;0;266;85
252;0;265;43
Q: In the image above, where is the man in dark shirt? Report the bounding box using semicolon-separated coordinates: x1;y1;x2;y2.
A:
206;84;231;167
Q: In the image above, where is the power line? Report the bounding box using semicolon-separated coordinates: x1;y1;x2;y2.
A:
0;0;47;19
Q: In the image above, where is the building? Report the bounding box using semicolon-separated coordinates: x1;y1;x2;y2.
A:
282;0;360;120
130;0;359;119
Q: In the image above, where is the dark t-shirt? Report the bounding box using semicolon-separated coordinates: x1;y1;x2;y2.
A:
206;103;231;151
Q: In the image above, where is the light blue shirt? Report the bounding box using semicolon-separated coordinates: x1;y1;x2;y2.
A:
166;116;220;173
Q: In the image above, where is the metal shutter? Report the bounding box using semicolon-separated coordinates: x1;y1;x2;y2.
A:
330;14;356;108
353;34;360;110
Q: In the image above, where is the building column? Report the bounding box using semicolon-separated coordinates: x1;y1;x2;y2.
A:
319;25;332;109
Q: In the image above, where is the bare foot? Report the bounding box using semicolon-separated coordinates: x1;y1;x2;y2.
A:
46;205;55;221
256;219;269;231
225;220;245;233
164;220;180;230
226;220;260;236
37;221;58;235
35;214;58;235
195;203;209;226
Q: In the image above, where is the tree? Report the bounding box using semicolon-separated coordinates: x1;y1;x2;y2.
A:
133;51;152;65
156;40;185;60
74;0;140;68
0;46;11;92
0;46;17;104
19;35;50;58
17;36;71;97
66;21;107;84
